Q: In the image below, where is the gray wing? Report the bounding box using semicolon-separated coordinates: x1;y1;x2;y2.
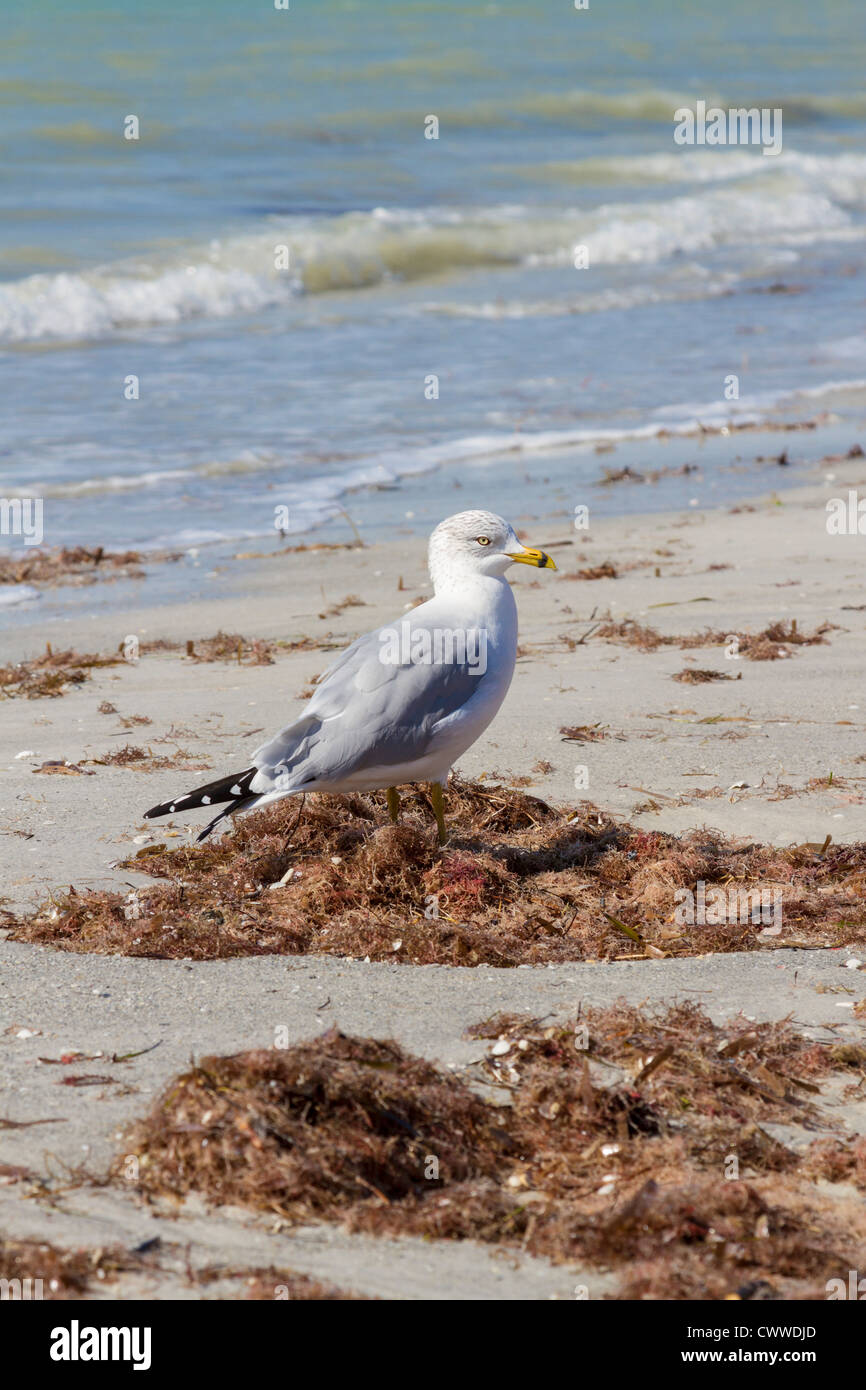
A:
251;620;488;788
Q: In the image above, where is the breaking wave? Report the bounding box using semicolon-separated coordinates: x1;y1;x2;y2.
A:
1;154;863;345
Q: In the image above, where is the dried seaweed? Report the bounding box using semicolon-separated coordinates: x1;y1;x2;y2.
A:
0;630;343;700
0;645;125;699
596;618;834;661
184;632;275;665
0;1237;143;1298
672;668;737;684
0;546;152;588
92;745;212;772
119;1004;866;1299
5;779;866;962
566;562;618;582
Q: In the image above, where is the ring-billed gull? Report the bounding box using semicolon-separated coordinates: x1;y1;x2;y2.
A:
144;510;556;843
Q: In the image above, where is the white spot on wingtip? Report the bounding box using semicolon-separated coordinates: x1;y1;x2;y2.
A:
202;795;211;805
230;784;242;796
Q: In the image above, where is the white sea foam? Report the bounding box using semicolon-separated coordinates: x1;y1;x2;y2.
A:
820;335;866;361
414;275;737;320
0;264;292;344
0;583;41;607
1;160;862;344
526;149;866;194
653;378;866;422
32;377;864;548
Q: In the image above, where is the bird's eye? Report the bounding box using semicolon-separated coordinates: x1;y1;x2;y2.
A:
476;536;491;546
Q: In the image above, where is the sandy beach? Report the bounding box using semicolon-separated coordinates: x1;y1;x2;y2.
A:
3;1;866;1313
5;461;866;906
2;456;866;1300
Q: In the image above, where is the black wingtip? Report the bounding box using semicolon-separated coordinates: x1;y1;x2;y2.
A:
195;814;222;843
143;768;257;823
195;796;257;842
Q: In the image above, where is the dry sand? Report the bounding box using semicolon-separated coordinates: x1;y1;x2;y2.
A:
2;469;866;1298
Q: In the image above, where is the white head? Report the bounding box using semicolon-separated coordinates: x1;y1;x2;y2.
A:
427;509;556;592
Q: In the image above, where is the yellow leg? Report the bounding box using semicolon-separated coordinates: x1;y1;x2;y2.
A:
386;786;401;824
430;781;447;845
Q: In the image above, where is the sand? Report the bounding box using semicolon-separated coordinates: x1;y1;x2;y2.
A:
2;467;866;1298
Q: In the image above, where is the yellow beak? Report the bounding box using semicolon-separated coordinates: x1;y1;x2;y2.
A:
506;545;557;571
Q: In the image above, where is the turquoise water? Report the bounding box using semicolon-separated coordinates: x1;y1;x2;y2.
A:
1;0;866;587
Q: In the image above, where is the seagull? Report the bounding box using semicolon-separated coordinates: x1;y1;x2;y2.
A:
144;510;556;844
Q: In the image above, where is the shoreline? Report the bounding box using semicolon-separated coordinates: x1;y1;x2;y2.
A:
2;408;864;639
3;458;866;916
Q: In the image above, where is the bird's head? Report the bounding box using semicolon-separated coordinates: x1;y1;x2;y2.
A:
428;509;556;590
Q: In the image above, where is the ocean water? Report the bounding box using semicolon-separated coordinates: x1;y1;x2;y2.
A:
2;0;866;586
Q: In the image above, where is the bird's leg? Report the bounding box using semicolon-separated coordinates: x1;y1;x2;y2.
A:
281;793;306;855
430;781;447;845
386;786;401;824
